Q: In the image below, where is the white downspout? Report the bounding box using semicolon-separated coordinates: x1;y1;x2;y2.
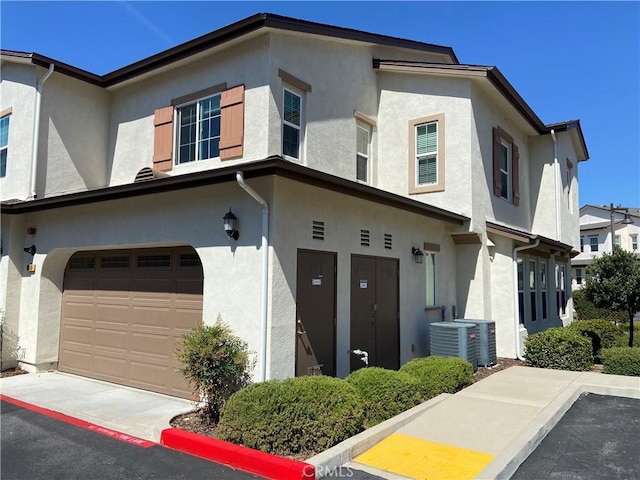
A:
236;171;269;382
551;129;560;241
29;63;55;199
513;238;540;360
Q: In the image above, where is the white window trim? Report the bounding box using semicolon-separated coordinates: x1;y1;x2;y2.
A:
632;234;638;250
499;139;512;202
282;86;304;161
356;123;370;184
588;235;599;252
173;93;222;166
424;250;437;307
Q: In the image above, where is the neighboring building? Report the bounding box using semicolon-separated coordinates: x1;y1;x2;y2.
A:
572;205;640;289
0;13;588;398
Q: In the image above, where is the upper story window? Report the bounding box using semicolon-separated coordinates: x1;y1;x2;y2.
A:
356;124;370;183
492;126;520;206
283;88;302;160
614;235;621;247
176;94;221;164
632;234;638;250
408;113;445;194
153;84;245;172
580;236;584;252
0;110;11;178
589;235;599;252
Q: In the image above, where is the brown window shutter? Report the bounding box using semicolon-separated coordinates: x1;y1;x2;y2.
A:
219;85;245;160
512;143;520;206
492;127;502;196
153;106;174;171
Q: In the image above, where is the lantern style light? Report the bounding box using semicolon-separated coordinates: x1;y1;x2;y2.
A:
223;209;239;241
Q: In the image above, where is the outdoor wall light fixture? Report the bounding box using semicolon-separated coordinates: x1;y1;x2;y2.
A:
412;247;424;264
23;245;36;257
223;209;239;241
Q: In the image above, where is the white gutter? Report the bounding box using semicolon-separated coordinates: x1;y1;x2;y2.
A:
29;63;55;199
513;238;540;360
551;129;560;240
236;171;269;382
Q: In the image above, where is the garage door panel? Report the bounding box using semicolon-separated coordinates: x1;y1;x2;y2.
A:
95;328;130;351
60;247;203;399
131;332;171;357
61;324;94;345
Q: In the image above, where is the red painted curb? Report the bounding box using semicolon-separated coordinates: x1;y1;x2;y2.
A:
0;394;155;447
161;427;315;480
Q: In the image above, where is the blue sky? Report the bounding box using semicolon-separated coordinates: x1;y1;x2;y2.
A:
2;1;638;208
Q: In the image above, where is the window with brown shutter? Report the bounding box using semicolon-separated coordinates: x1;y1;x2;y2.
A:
153;106;174;171
220;85;245;160
492;126;519;205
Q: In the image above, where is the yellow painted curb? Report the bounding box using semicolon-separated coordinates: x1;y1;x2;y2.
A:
353;433;494;480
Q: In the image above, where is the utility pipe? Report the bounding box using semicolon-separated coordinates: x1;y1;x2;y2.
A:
513;238;540;360
29;63;55;199
236;171;269;382
551;129;560;241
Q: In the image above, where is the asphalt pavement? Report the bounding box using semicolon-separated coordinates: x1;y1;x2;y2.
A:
511;393;640;480
0;399;264;480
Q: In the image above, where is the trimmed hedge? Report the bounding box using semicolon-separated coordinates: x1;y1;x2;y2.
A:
525;328;593;371
572;289;627;323
601;347;640;376
399;356;473;400
345;367;422;427
218;376;364;457
568;319;619;361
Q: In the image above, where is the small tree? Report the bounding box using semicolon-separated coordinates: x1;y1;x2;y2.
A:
584;247;640;347
176;316;252;423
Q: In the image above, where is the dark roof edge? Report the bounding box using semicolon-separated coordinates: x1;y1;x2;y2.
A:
1;157;468;225
545;120;590;161
486;220;573;252
3;13;457;88
1;50;103;86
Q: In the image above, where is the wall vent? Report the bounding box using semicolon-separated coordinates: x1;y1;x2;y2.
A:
134;167;170;183
312;221;325;241
429;322;478;371
384;233;392;249
454;319;497;367
360;229;370;247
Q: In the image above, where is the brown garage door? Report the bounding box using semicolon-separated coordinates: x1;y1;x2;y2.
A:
59;247;203;398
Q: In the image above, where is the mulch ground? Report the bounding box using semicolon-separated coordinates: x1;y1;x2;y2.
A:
171;357;526;458
0;367;28;379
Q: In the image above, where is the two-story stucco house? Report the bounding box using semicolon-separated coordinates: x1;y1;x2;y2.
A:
572;205;639;289
0;13;588;398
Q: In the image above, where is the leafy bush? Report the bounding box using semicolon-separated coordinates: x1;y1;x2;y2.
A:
572;289;627;323
345;367;421;427
176;317;252;422
218;376;364;457
524;328;593;371
569;319;619;361
601;347;640;376
399;356;473;400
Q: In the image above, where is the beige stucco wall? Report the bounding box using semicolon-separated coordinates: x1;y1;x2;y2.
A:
270;177;459;378
0;62;37;201
107;34;273;186
38;71;111;197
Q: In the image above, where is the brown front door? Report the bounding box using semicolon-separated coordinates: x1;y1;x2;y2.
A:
295;250;336;376
350;255;399;372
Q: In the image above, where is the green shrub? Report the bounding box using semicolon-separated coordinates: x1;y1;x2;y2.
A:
345;367;421;427
524;328;593;371
399;356;473;400
218;376;364;457
601;347;640;376
614;322;640;348
176;317;252;422
569;319;619;361
572;289;627;323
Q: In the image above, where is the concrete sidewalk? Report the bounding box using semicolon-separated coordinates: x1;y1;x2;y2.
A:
0;372;192;442
309;367;640;479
